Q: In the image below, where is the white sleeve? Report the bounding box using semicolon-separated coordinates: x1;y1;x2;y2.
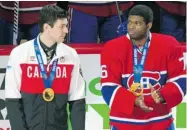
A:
68;50;85;101
5;49;22;99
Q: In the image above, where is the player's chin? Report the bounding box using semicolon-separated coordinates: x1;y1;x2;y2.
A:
61;38;64;43
129;35;138;40
58;37;65;43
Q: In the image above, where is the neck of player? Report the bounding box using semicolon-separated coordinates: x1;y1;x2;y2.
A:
133;32;149;46
40;33;56;48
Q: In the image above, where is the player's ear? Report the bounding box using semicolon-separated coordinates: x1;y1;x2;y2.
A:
147;22;152;30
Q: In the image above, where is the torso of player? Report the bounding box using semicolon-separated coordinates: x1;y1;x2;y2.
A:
15;40;76;94
106;33;178;118
109;33;175;96
20;62;74;95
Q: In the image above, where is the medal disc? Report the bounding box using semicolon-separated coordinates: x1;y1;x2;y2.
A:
130;83;143;96
42;88;54;102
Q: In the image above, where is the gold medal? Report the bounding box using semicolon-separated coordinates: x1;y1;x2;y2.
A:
42;88;54;102
130;83;143;96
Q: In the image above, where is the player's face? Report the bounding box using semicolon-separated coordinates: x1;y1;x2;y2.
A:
127;15;151;40
49;18;68;43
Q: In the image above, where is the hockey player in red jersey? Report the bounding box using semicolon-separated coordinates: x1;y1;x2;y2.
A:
101;4;186;130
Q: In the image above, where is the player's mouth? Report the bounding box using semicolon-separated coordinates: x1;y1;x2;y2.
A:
129;31;136;35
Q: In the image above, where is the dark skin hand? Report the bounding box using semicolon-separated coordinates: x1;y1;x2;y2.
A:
135;95;153;112
151;89;165;104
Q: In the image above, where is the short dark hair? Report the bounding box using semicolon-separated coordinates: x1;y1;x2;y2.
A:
128;5;153;24
38;5;68;32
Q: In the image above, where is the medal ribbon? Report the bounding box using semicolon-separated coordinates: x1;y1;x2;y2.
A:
34;38;58;89
133;35;150;83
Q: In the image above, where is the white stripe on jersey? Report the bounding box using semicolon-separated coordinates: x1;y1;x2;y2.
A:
110;112;172;124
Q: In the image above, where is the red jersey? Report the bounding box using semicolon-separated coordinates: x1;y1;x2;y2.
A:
156;1;186;16
0;1;56;24
101;33;186;130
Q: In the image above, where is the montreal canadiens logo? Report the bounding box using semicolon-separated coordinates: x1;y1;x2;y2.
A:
127;71;162;95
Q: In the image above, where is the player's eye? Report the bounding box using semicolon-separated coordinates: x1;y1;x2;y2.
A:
135;22;141;26
128;21;132;25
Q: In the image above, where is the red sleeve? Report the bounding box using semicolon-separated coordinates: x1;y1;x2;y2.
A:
101;41;136;116
160;40;186;109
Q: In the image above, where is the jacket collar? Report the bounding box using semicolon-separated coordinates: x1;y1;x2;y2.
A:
126;32;152;47
36;34;68;58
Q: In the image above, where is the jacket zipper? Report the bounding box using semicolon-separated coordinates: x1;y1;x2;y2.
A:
43;102;48;130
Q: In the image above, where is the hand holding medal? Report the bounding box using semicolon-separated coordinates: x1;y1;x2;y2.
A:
131;83;153;112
